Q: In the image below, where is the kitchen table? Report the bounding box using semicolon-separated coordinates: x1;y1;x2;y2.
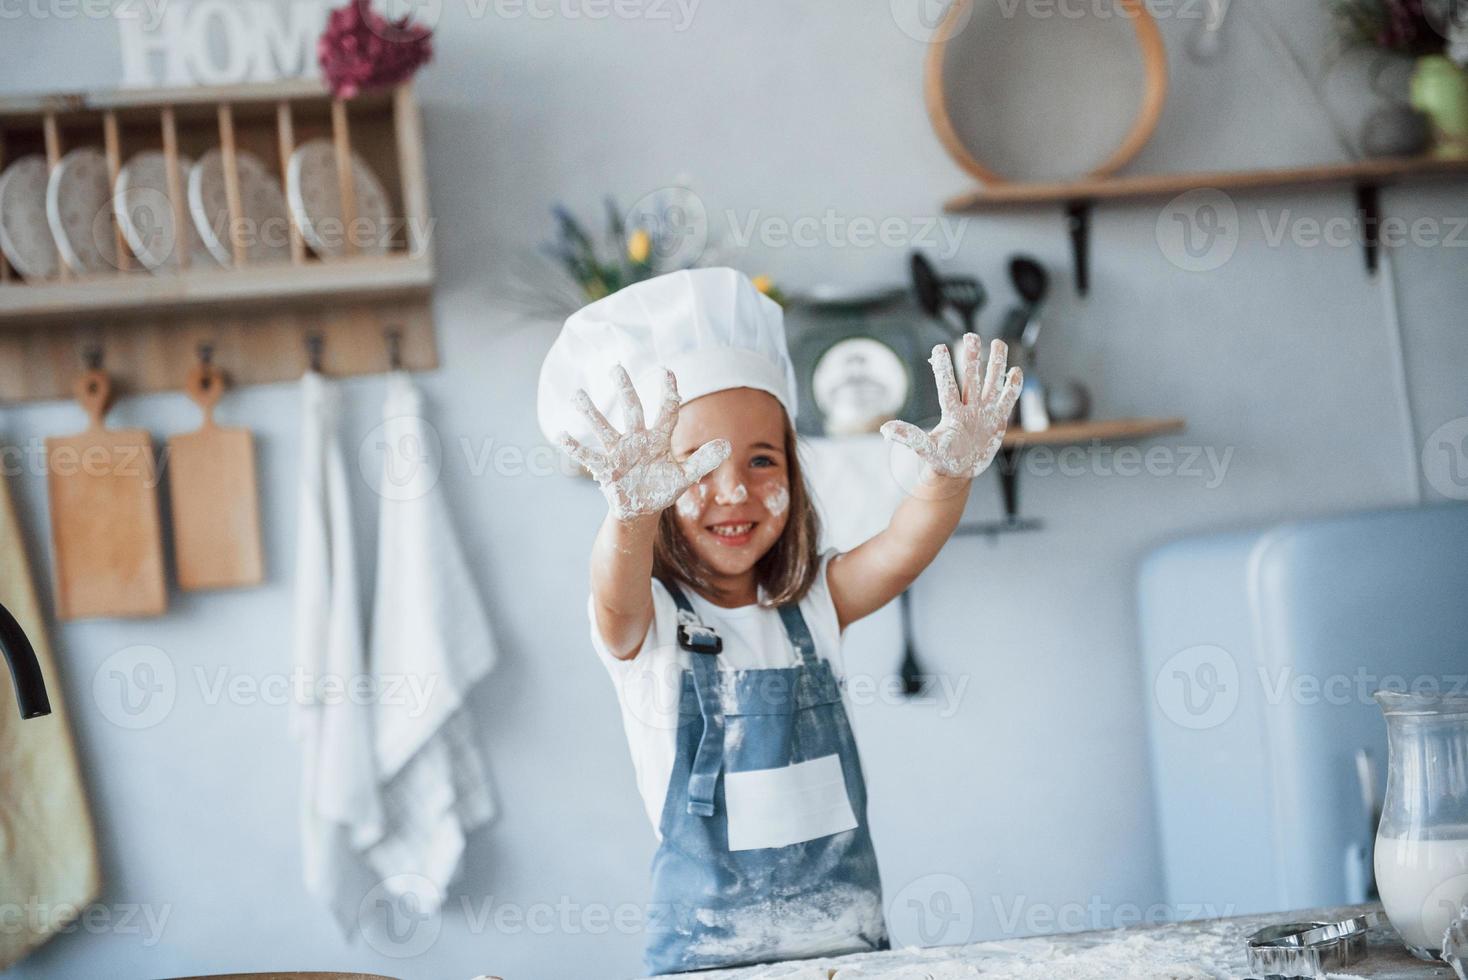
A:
678;904;1456;979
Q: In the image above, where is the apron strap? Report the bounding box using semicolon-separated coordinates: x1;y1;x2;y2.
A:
777;604;819;668
661;580;821;819
663;581;724;818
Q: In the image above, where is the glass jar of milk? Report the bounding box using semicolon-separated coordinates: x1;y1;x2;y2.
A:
1374;690;1468;960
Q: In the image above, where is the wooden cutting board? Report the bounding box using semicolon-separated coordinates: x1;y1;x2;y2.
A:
166;364;263;591
0;466;102;970
45;369;166;620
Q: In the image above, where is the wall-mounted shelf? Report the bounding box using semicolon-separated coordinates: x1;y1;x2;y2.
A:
961;416;1187;537
0;79;437;402
945;155;1468;294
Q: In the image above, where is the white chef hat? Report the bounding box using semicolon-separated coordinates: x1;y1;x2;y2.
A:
537;268;798;445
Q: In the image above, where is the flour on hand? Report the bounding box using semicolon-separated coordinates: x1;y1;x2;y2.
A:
880;335;1022;480
557;365;731;521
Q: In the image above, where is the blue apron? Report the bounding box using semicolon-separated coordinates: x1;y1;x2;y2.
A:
644;581;887;975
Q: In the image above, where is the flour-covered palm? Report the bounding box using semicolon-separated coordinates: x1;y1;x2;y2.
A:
881;334;1023;479
558;365;731;521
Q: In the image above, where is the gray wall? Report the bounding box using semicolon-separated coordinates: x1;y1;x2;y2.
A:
2;2;1464;978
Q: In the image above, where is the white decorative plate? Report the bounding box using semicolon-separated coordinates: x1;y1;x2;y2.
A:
46;148;118;275
0;155;61;280
287;138;393;259
188;148;293;267
115;151;218;274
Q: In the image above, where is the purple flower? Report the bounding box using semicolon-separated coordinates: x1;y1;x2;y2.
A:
318;0;433;100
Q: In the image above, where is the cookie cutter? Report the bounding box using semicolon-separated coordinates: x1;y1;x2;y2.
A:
1245;911;1383;978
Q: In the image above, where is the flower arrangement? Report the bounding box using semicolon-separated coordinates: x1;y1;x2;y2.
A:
318;0;433;100
542;198;786;306
1333;0;1467;63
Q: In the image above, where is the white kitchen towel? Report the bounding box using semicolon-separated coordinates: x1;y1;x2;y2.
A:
292;371;383;930
361;372;497;912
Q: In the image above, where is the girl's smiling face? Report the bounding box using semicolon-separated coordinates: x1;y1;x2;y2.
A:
671;387;791;591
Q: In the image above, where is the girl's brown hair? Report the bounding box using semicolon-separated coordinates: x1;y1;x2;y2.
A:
652;413;822;608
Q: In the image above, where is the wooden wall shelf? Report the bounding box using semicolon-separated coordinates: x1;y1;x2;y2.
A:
1000;415;1184;448
944;155;1468;295
945;155;1468;210
961;415;1188;536
0;254;432;324
0;80;437;402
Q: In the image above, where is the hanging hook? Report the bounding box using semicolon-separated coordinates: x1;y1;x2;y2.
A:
197;341;214;367
385;326;403;372
305;332;324;373
82;342;103;372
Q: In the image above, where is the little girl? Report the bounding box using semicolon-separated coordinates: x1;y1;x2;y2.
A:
538;268;1021;976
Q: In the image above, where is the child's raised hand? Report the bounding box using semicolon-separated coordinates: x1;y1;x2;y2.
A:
881;334;1023;480
558;365;731;521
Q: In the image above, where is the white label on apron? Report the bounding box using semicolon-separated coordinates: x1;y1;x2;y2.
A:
725;753;857;852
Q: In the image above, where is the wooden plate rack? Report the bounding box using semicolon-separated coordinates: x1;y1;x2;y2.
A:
0;80;437;403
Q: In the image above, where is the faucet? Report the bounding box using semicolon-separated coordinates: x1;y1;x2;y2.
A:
0;600;50;720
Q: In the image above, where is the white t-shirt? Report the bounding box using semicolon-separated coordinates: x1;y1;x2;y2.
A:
588;551;847;835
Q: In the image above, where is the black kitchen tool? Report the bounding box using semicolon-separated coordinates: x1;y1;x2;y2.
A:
1011;256;1048;309
0;600;50;719
898;589;923;697
939;275;986;337
910;252;945;320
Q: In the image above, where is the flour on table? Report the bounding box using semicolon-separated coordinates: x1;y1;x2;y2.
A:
686;884;885;966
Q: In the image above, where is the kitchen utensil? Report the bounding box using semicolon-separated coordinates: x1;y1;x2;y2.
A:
287;138;393;258
45;369;167;620
115;151;217;274
1044;380;1091;423
924;0;1168;184
0;155;60;280
897;589;923;697
1009;256;1049;351
46;148;117;275
1245;915;1374;977
0;468;101;970
166;360;263;591
910;252;945;318
188;147;292;267
1373;690;1468;959
1005;257;1052;431
939;275;985;337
